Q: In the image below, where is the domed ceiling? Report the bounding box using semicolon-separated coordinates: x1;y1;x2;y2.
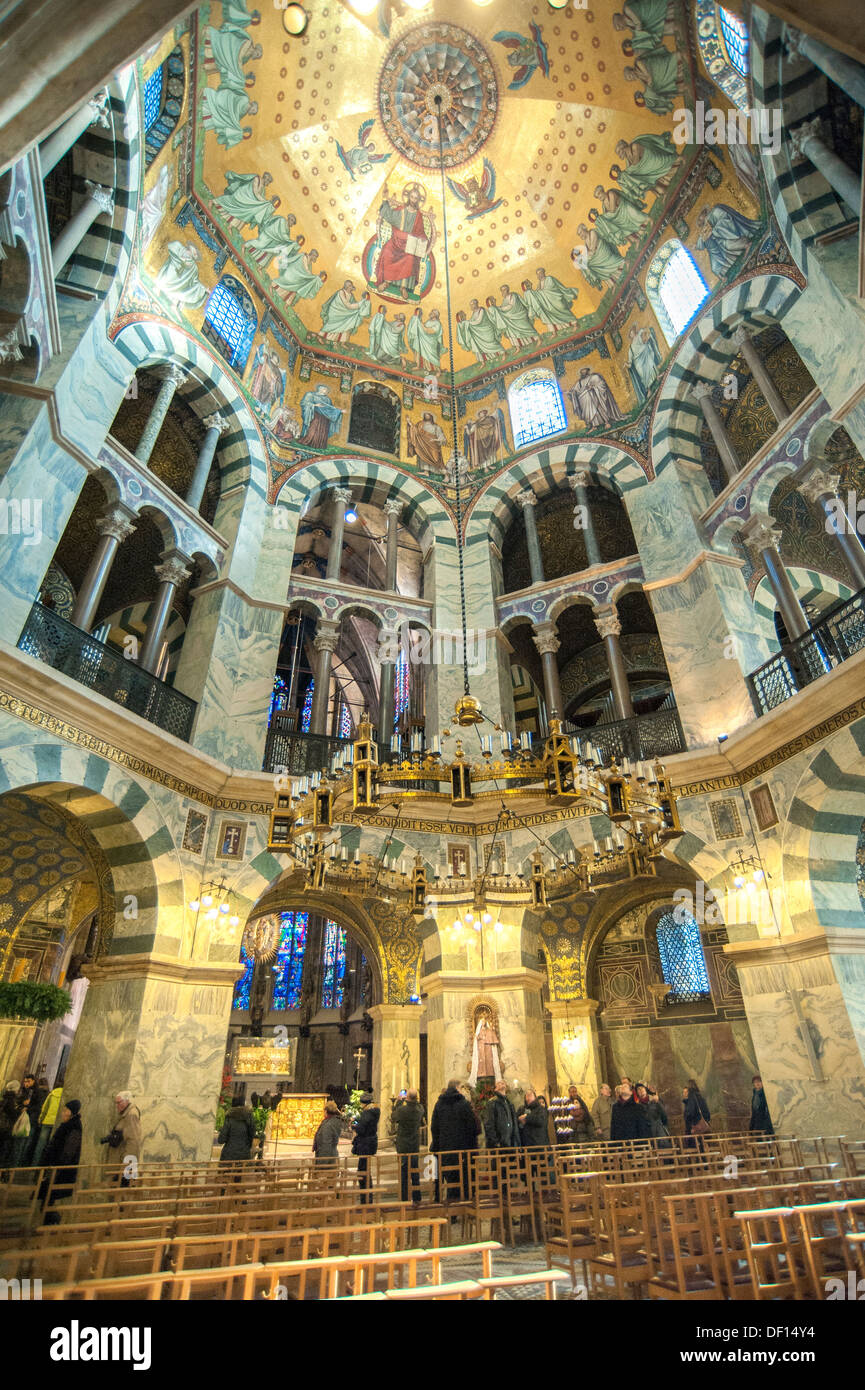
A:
129;0;776;493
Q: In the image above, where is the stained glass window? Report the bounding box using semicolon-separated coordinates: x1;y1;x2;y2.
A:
339;699;353;738
656;910;712;1002
646;240;711;346
300;678;314;732
270;674;290;724
720;8;749;78
508;368;568;450
321;918;347;1008
143;66;164;132
202;276;258;372
271;910;308;1010
232;942;255;1011
394;649;409;729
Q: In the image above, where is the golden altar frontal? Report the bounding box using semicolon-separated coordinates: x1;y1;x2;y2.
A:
270;1094;329;1142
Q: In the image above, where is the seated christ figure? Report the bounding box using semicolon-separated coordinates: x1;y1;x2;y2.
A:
372;183;435;301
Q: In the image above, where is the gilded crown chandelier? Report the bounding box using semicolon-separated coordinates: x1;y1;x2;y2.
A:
268;69;683;913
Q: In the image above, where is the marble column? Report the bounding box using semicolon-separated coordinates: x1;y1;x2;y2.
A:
51;181;114;276
692;381;743;484
186;412;228;515
732;325;789;426
308;617;340;736
799;468;865;589
136;364;186;466
785;25;865;111
59;954;243;1167
383;498;401;590
368;1003;421;1132
517;489;545;584
69;503;137;631
39;90;111;175
594;605;635;720
532;622;563;723
570;469;602;569
326;485;352;582
742;514;810;640
790;117;862;215
547;999;604;1103
139;549;192;675
377;627;399;748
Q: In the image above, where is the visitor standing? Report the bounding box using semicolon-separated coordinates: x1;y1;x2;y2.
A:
610;1082;651;1140
683;1080;711;1146
517;1089;550;1148
312;1099;343;1166
591;1083;614;1139
32;1082;63;1166
101;1091;142;1185
40;1100;82;1222
484;1079;520;1149
218;1097;256;1163
352;1092;379;1205
0;1080;25;1169
749;1075;774;1136
392;1088;424;1203
430;1081;478;1201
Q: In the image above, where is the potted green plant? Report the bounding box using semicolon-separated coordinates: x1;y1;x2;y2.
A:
0;981;71;1022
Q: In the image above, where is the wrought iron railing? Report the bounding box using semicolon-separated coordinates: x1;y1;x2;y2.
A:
563;700;687;763
263;717;349;776
747;587;865;715
18;603;197;742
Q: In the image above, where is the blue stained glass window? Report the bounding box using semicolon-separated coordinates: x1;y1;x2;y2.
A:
508;369;568;450
272;910;308;1010
339;699;352;738
270;674;290;724
656;910;711;1001
720;8;749;78
300;679;314;733
203;276;257;372
143;66;164;132
321;918;347;1009
646;240;711;347
232;942;255;1011
394;650;409;730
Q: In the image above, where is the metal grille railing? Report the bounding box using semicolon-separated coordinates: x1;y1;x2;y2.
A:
262;717;349;776
563;700;687;763
747;587;865;715
18;603;196;742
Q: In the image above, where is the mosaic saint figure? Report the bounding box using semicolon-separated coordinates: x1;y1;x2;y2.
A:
203;26;261;94
611;0;676;55
244;211;297;267
367;305;408;364
298;385;343;448
463;407;508;471
569;367;624;430
627;323;663;402
487;287;540;349
592;185;649;244
248;343;285;413
273;245;325;304
612;132;679;199
523;268;579;331
213;170;274;229
406;307;443;370
574;224;625;291
456;302;506;364
406;412;447;472
695;203;763;277
155;241;207;309
624;48;681;114
335;119;390;182
318;281;371;344
200;86;257;147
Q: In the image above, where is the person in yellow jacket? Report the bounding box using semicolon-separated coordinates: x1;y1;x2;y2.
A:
32;1085;63;1165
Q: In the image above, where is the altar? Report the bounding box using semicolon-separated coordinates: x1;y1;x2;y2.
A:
269;1093;329;1143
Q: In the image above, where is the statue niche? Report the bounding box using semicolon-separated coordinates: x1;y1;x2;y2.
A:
467;1002;502;1088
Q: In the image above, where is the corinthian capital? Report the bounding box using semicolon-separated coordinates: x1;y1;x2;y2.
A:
202;411;229;436
570;469;592;491
594;606;621;640
799;468;841;506
691;380;715;404
84;181;115;217
160;363;187;389
783;25;807;62
154;552;193;588
532;623;560;656
98;505;137;544
87;91;112;129
313;618;341;654
517;489;537;509
790;118;823;160
332;485;352;508
742;512;783;554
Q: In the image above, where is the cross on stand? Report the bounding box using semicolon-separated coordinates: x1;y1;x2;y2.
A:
353;1047;366;1089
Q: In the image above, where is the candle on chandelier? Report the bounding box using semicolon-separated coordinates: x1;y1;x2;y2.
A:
354;848;361;864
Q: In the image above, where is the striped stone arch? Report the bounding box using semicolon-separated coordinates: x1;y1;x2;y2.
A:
780;718;865;933
110;318;269;509
750;8;852;278
99;600;187;678
466;441;649;554
660;827;737;904
752;568;853;642
274;454;453;553
0;740;184;958
65;64;141;314
650;271;803;479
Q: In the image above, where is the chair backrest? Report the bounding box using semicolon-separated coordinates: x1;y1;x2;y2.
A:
735;1206;809;1300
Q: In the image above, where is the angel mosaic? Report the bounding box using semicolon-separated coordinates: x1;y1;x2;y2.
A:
493;22;550;90
335;120;391;182
446;158;504;221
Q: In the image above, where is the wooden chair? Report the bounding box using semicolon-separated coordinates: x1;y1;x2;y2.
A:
648;1192;724;1300
735;1206;810;1300
588;1185;651;1299
462;1153;505;1244
542;1172;601;1291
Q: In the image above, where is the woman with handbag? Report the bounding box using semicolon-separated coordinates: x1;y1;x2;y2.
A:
645;1086;671;1150
682;1079;710;1149
100;1091;142;1186
39;1100;82;1221
0;1079;27;1169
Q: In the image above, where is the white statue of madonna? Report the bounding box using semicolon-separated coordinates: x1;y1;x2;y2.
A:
468;1015;502;1088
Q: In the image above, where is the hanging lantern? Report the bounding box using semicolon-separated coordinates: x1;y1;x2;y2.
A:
605;763;631;824
530;850;548;908
352;712;378;812
544;719;580;804
268;790;294;850
653;764;683;840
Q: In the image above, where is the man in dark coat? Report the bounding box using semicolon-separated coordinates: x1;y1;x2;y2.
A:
218;1099;255;1163
610;1083;651;1141
20;1074;46;1166
749;1075;774;1136
430;1081;478;1201
352;1093;380;1205
484;1079;521;1149
40;1100;82;1221
517;1090;550;1148
392;1088;425;1204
